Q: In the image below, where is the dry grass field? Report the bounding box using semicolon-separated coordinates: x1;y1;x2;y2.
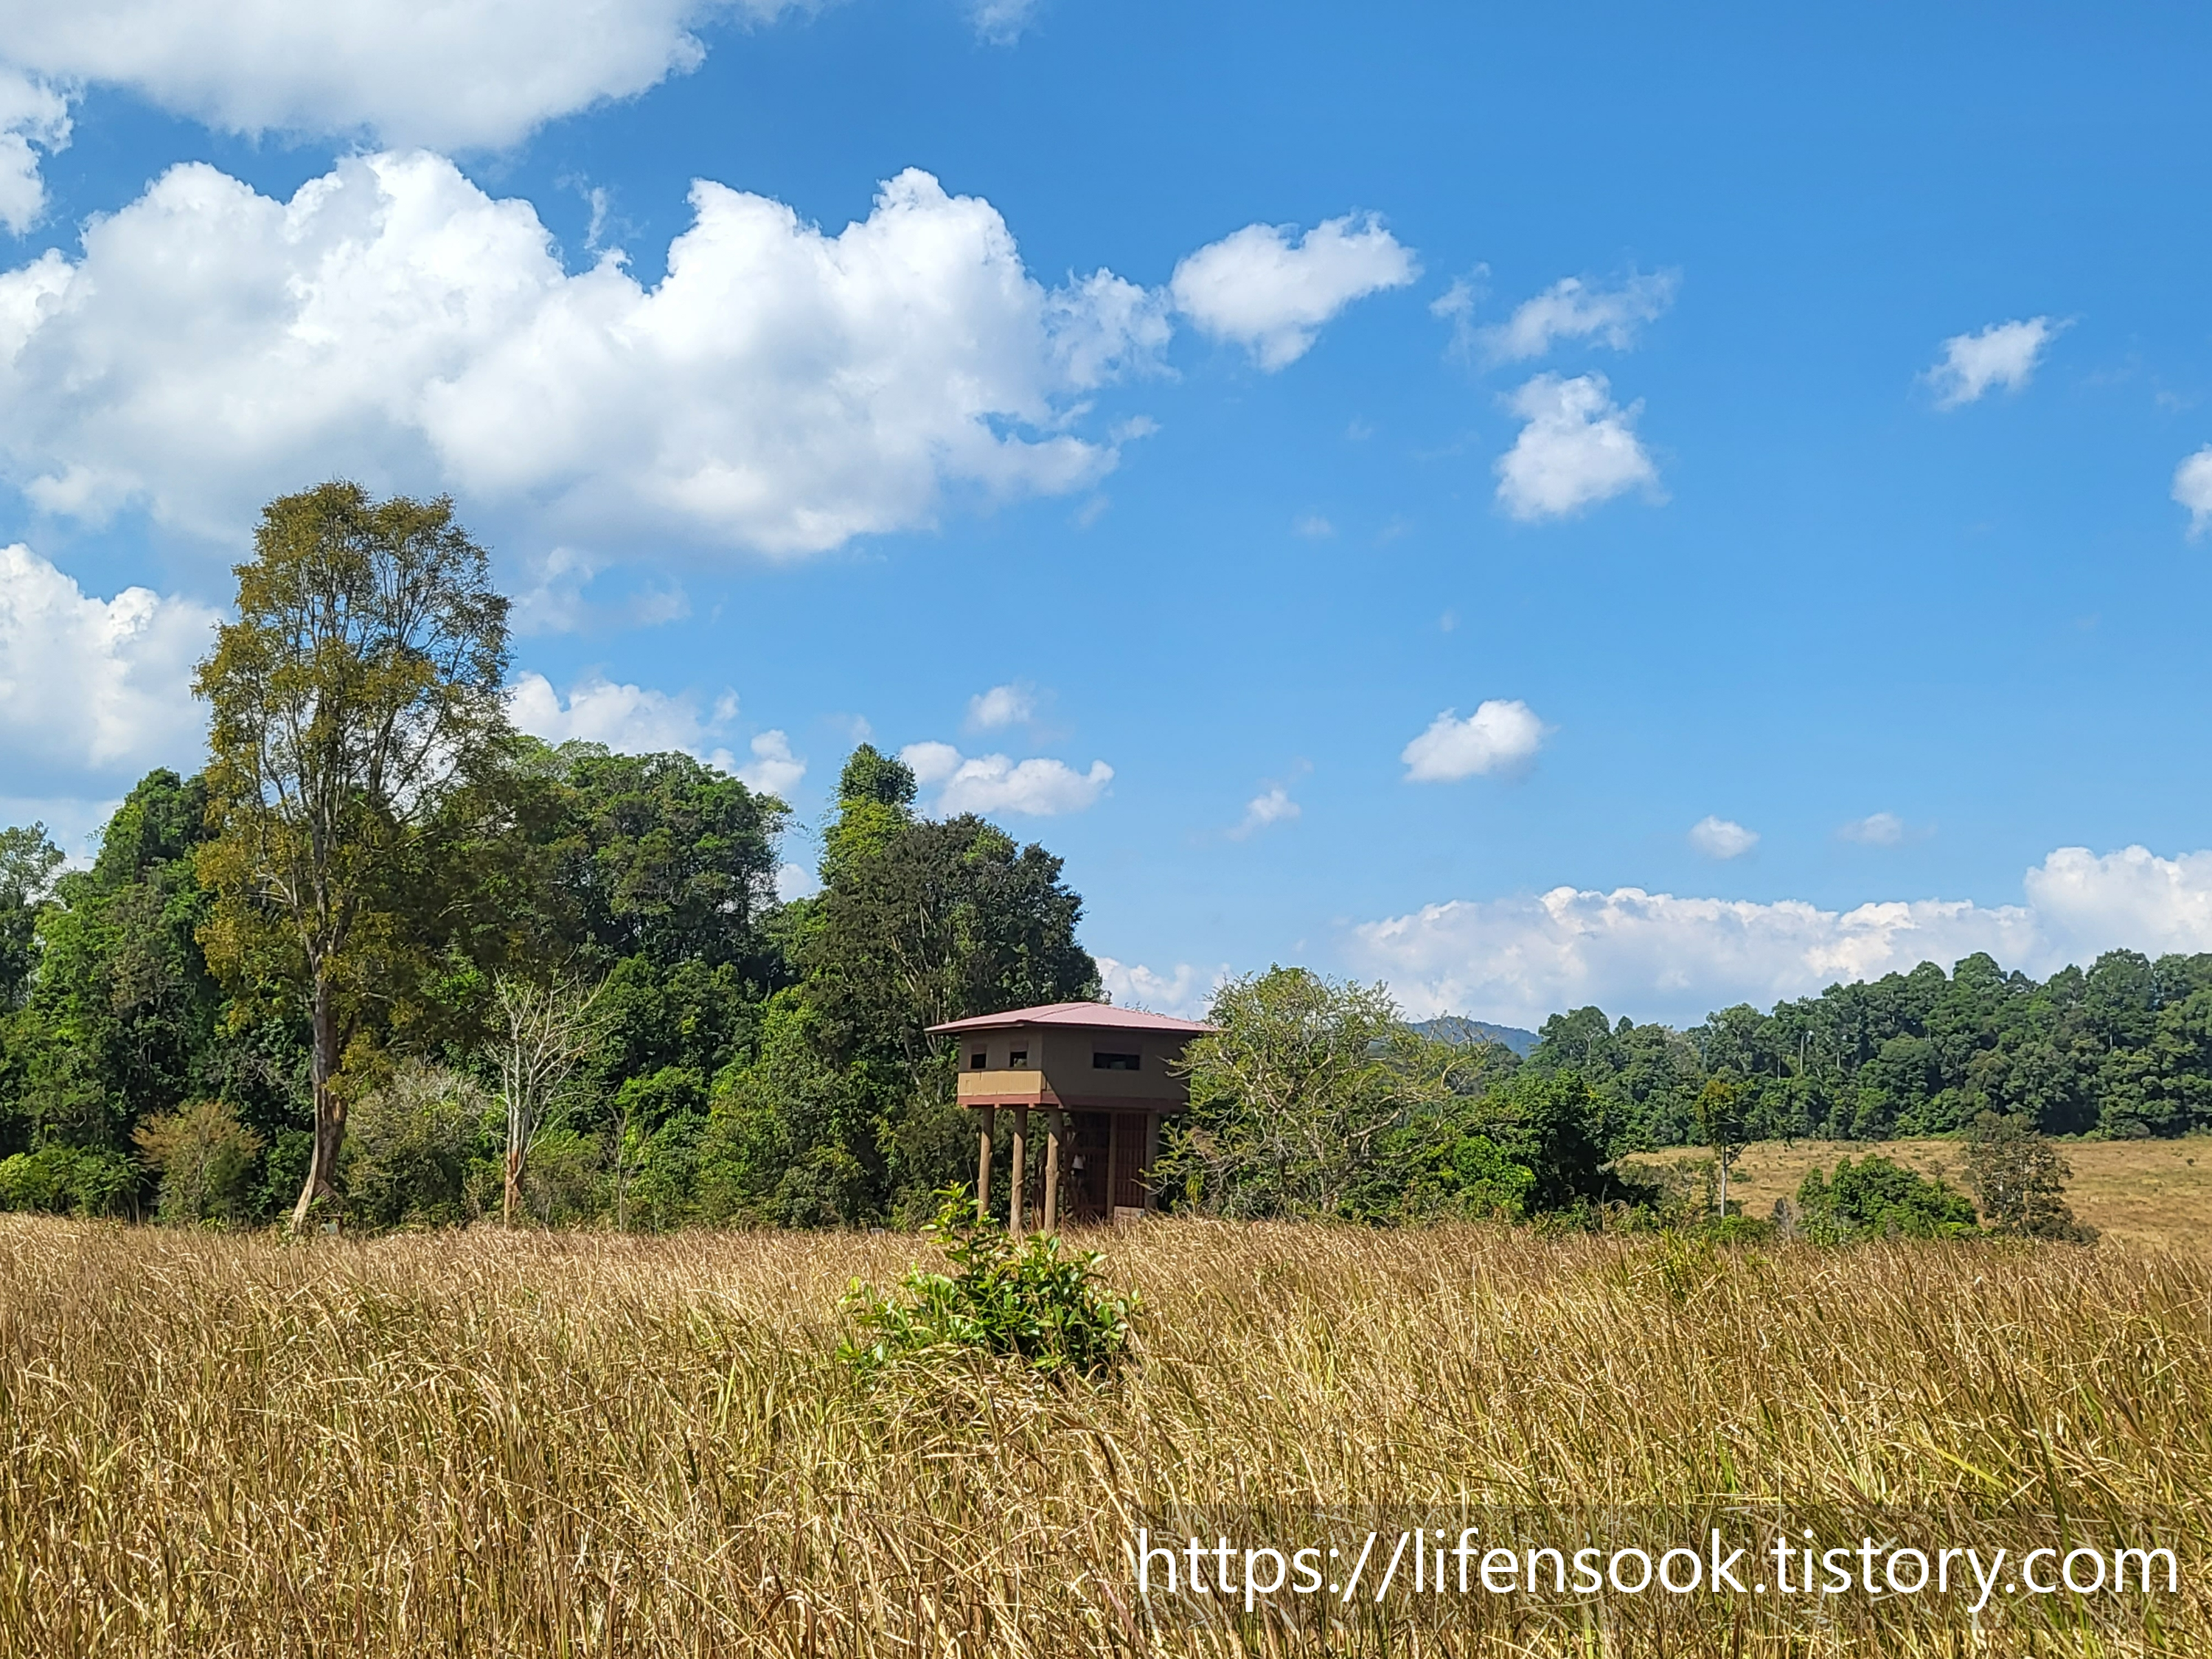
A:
1627;1136;2212;1252
0;1215;2205;1657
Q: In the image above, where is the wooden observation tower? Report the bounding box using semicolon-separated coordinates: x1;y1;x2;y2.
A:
928;1002;1213;1232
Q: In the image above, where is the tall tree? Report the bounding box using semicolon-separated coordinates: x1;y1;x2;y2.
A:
0;823;63;1008
195;484;510;1229
487;971;608;1226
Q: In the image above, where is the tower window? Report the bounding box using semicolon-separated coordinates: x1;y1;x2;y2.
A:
1093;1051;1141;1071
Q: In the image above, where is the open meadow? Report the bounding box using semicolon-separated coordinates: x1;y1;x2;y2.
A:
1626;1138;2212;1251
0;1214;2205;1657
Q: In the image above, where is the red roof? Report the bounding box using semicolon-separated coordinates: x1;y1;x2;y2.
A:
927;1001;1216;1036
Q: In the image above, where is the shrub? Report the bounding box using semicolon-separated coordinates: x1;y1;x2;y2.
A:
341;1062;493;1228
1795;1155;1978;1242
840;1192;1138;1380
133;1101;262;1225
0;1144;138;1217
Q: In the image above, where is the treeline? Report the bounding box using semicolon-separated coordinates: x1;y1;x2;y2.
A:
0;484;1097;1228
1517;950;2212;1150
0;747;1091;1228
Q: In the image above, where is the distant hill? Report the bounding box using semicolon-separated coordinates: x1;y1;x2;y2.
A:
1411;1015;1540;1057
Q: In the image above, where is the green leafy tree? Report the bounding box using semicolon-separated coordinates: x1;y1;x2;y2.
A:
0;823;63;1007
1691;1076;1753;1217
1162;967;1423;1219
1964;1110;2096;1241
132;1099;264;1225
195;483;510;1229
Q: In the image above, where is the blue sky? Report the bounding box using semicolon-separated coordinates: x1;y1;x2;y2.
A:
1;0;2210;1026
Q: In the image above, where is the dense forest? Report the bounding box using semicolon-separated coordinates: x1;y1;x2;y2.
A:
0;484;2201;1231
1518;947;2212;1149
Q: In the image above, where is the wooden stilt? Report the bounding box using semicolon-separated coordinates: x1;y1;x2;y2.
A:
1041;1110;1063;1233
1143;1113;1161;1211
1009;1108;1028;1237
976;1107;994;1225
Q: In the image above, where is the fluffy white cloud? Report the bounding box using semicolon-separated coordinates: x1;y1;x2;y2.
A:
1494;374;1659;521
508;671;733;755
1400;699;1550;782
0;69;68;234
901;740;1112;816
966;682;1036;730
1840;811;1907;846
1095;956;1224;1018
0;0;810;153
1170;213;1419;370
507;670;803;792
0;154;1163;558
2173;446;2212;535
1927;316;2059;408
1688;815;1758;860
1231;785;1300;839
1482;271;1677;362
774;861;819;901
1354;844;2212;1029
731;730;804;796
0;543;218;787
2023;845;2212;961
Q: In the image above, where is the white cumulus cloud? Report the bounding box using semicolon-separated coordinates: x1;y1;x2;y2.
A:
1494;373;1659;521
1401;699;1550;782
731;731;804;797
1096;956;1224;1018
1927;316;2060;408
966;682;1036;730
508;671;802;793
1482;270;1677;362
0;543;218;787
902;740;1112;817
1354;844;2212;1030
0;154;1164;559
1688;815;1758;860
0;69;69;234
509;672;732;756
2173;446;2212;536
1170;213;1419;371
0;0;813;153
2023;845;2212;961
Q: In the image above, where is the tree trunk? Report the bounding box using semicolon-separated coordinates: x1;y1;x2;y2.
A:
504;1142;523;1228
290;973;344;1232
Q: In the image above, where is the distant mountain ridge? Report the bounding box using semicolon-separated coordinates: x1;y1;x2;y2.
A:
1411;1015;1540;1057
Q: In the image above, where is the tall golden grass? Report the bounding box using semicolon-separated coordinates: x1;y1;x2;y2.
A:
0;1214;2203;1656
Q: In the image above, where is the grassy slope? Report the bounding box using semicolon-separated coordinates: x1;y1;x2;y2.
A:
1627;1137;2212;1251
0;1217;2205;1655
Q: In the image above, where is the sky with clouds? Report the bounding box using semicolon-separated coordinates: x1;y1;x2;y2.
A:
1;1;2211;1029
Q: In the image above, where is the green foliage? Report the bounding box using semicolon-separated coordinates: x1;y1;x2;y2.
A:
195;482;513;1225
0;1144;137;1216
1794;1155;1978;1242
1964;1110;2097;1242
132;1099;264;1225
1531;947;2212;1150
839;1192;1137;1380
702;757;1098;1227
1162;968;1628;1224
0;822;63;1008
340;1062;494;1228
